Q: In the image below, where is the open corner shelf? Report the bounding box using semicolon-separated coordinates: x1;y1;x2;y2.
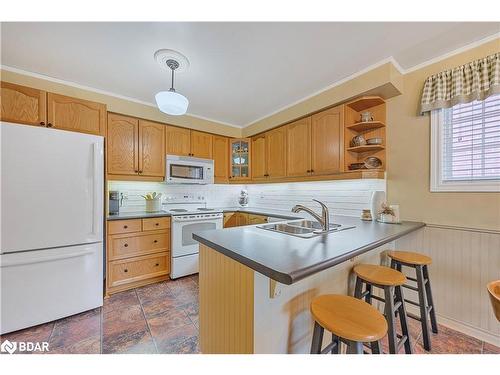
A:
347;145;385;153
346;121;385;132
346;96;386;112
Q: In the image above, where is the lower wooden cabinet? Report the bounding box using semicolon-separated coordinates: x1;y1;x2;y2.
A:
106;217;171;295
223;212;268;228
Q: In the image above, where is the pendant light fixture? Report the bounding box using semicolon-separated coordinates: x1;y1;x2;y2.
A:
154;49;189;116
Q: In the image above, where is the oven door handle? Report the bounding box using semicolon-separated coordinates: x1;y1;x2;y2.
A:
172;216;223;223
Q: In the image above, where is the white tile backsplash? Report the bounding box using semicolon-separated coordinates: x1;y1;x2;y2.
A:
108;179;386;217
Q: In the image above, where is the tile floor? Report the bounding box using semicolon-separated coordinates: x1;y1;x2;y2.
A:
1;275;499;354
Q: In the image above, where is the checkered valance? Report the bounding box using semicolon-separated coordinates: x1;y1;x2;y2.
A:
420;52;500;114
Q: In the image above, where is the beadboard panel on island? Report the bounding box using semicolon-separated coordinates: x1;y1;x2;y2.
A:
394;226;500;345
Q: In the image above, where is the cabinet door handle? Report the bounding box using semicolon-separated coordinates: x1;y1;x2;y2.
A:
155;223;159;226
124;243;128;247
39;121;45;126
153;240;158;243
124;269;128;273
47;123;53;128
123;225;128;229
310;169;314;173
155;263;159;267
134;170;139;173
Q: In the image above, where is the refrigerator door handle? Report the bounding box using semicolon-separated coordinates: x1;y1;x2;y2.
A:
1;248;95;268
92;142;101;236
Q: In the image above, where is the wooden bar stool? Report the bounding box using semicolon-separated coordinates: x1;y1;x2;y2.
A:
387;251;438;351
310;294;387;354
487;280;500;322
353;264;412;354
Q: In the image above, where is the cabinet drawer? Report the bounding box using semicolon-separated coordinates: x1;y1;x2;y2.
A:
248;214;268;225
108;252;170;288
108;219;142;235
142;217;170;231
108;230;170;260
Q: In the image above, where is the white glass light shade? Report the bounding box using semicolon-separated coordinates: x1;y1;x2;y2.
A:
155;91;189;115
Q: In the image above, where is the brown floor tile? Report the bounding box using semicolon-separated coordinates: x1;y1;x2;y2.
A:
103;304;148;336
0;321;54;344
49;308;101;353
180;301;199;327
103;290;140;313
416;324;482;354
147;307;193;340
140;289;183;318
153;323;199;354
49;335;101;354
482;342;500;354
103;328;156;354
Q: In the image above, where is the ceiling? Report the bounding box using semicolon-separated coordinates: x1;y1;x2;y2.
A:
1;22;499;127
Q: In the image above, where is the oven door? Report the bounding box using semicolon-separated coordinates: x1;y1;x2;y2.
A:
172;218;222;257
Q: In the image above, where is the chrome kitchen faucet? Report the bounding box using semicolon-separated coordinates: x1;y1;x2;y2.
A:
291;199;330;233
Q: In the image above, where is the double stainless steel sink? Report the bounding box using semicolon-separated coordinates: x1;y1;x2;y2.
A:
257;219;354;238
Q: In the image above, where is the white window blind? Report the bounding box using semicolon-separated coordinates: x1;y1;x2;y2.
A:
441;94;500;182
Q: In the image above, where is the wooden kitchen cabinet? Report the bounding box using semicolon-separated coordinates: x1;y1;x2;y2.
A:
251;128;286;181
266;127;287;179
107;113;139;176
47;93;106;135
213;135;229;183
286;117;312;177
311;105;344;175
106;217;171;295
138;120;165;177
107;114;165;181
223;212;240;228
229;138;251;181
165;125;191;156
191;130;213;158
248;214;268;225
251;134;267;180
0;82;47;126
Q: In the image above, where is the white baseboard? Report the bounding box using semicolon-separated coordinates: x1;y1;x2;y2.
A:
407;305;499;347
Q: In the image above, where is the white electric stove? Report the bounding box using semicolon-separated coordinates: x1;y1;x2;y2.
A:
163;195;223;279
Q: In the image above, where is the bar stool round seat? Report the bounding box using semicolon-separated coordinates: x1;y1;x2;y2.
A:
311;294;388;343
353;264;407;286
387;251;432;266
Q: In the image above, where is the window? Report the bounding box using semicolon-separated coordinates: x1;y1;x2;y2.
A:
430;94;500;192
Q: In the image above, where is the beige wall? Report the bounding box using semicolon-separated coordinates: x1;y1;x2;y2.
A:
386;38;500;231
0;68;241;137
242;62;403;136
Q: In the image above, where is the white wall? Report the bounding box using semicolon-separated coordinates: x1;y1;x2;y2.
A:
108;179;386;217
247;179;386;217
107;181;245;212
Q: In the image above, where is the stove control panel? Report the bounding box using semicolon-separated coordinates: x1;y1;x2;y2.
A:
172;212;223;221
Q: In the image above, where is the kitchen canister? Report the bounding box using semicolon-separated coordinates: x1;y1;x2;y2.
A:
370;190;386;220
145;198;162;212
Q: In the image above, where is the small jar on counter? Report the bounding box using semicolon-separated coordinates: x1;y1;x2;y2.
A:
361;209;372;221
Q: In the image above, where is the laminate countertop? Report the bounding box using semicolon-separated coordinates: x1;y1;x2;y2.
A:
193;217;425;285
106;207;304;221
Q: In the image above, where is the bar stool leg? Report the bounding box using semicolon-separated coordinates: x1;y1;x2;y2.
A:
365;284;373;304
370;340;382;354
416;265;432;351
423;265;438;334
395;285;413;354
354;276;363;299
347;341;364;354
331;334;340;354
384;286;398;354
310;322;324;354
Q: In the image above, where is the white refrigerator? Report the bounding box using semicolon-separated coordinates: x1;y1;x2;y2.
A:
0;121;104;334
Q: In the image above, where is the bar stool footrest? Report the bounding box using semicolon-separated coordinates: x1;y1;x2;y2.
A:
402;283;419;292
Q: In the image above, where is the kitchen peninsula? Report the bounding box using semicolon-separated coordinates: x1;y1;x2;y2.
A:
193;216;425;354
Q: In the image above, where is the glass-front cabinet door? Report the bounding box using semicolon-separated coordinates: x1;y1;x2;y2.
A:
229;138;251;181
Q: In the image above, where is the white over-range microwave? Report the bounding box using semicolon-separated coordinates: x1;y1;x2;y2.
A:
165;155;214;184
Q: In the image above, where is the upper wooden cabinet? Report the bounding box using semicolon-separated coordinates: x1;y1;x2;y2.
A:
1;82;106;136
266;127;287;179
229;138;251;181
286;117;312;177
107;114;165;181
1;82;47;126
47;93;106;135
165;126;191;156
213;136;229;183
311;105;344;175
165;126;213;158
251;134;267;180
138;120;165;177
191;130;213;158
107;113;139;176
251;128;286;181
